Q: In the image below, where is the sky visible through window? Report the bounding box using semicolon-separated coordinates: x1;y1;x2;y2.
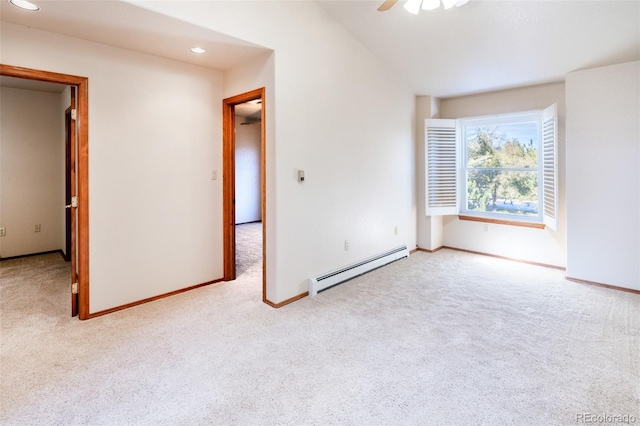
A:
498;122;538;147
466;122;539;153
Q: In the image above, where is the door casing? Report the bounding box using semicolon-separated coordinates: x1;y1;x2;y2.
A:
222;88;267;303
0;64;90;319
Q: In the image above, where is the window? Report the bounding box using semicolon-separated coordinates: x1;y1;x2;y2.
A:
461;112;541;221
425;104;557;230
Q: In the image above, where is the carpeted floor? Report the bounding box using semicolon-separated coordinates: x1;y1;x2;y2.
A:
236;221;262;278
1;245;638;425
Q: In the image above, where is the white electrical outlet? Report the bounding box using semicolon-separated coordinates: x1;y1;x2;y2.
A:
394;226;398;236
35;224;41;233
484;224;489;232
0;227;5;237
344;240;349;251
211;170;217;180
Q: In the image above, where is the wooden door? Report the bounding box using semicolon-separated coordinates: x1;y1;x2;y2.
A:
64;110;72;262
66;88;78;317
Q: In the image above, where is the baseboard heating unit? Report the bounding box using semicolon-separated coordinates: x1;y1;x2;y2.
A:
308;245;409;296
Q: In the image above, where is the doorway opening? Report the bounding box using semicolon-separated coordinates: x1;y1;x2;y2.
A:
234;99;263;277
222;88;267;303
0;65;89;319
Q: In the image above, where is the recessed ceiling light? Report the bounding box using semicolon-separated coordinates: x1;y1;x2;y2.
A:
190;47;206;54
8;0;40;11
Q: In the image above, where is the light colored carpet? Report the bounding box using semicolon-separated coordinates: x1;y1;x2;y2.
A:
236;221;262;278
1;248;638;425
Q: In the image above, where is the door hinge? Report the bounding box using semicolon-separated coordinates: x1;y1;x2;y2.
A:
66;196;78;209
71;282;78;294
71;109;78;120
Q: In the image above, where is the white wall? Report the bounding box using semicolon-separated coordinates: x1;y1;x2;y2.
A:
439;82;567;267
4;0;417;308
416;95;443;251
223;51;278;300
0;87;64;258
1;23;225;313
566;61;639;290
235;118;261;224
144;1;417;303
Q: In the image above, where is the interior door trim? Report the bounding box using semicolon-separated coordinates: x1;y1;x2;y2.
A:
222;88;268;304
0;64;90;319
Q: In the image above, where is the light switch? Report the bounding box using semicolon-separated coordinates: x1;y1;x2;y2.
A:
212;170;217;180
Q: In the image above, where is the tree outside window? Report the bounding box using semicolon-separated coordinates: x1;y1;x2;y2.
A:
463;120;540;218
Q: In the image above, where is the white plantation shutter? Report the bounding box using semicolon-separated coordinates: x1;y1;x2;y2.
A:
542;104;558;230
425;119;458;216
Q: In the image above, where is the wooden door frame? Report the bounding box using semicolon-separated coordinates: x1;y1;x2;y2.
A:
222;88;266;302
0;64;90;320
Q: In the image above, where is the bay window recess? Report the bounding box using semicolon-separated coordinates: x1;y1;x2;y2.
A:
425;104;558;231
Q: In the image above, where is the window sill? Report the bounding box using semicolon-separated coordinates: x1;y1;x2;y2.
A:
458;215;546;229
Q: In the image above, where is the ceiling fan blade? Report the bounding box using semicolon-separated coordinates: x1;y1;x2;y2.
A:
377;0;398;11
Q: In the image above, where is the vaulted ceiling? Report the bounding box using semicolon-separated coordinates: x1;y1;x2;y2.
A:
1;0;638;98
316;0;640;97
